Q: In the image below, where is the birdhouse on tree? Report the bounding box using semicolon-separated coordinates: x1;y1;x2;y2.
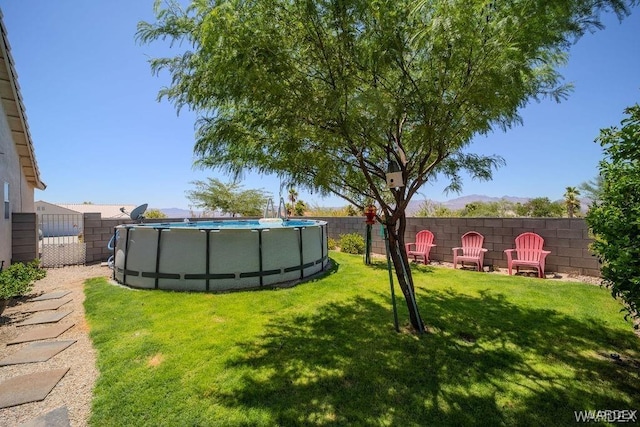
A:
386;160;404;188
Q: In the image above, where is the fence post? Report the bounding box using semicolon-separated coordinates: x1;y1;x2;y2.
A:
11;212;38;264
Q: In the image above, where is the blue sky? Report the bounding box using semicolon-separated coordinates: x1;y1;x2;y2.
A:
1;1;639;210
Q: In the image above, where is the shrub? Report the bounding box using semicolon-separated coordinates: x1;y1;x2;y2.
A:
327;237;338;250
145;208;168;219
339;233;365;255
0;260;46;300
586;104;640;326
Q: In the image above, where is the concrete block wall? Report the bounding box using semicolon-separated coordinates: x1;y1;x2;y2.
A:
317;216;600;277
82;213;130;264
11;212;38;264
81;214;601;276
82;215;220;264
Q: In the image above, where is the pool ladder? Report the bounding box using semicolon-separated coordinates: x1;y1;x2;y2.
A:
263;197;288;221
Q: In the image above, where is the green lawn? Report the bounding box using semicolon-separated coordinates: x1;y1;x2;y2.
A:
85;251;640;426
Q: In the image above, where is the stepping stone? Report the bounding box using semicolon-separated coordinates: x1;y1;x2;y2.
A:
30;290;72;302
7;323;75;345
17;311;72;327
0;368;69;409
23;299;71;313
7;299;72;314
0;340;76;366
18;406;70;427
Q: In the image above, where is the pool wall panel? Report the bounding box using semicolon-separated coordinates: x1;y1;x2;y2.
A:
302;227;322;277
158;229;207;291
209;229;261;290
113;220;327;291
262;228;300;285
123;228;158;289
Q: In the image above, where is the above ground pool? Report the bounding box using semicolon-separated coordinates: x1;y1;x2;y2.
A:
111;219;328;291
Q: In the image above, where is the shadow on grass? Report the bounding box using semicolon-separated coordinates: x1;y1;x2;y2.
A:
218;288;639;425
199;259;342;296
365;258;436;275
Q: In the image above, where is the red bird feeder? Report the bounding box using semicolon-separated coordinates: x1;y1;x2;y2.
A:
364;205;377;225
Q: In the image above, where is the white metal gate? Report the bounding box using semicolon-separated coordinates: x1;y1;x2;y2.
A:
39;214;86;267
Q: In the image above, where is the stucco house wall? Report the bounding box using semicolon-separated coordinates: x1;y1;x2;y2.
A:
0;10;45;268
0;92;25;266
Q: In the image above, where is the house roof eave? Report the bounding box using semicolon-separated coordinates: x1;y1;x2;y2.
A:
0;9;45;190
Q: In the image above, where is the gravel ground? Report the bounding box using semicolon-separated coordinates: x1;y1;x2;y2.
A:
0;264;110;427
0;261;611;426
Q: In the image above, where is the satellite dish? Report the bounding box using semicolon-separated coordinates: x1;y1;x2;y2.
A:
130;203;148;221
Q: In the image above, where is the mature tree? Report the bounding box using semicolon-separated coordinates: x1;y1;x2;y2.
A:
564;186;581;218
415;199;522;217
432;206;457;218
459;200;516;217
345;205;359;217
586;104;640;326
139;0;634;332
579;175;604;205
293;200;307;216
414;200;453;217
515;197;564;217
414;200;432;217
187;178;270;217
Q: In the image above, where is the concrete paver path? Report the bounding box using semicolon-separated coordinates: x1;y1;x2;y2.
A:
0;368;70;409
0;263;109;426
7;323;75;346
17;311;72;327
0;340;76;366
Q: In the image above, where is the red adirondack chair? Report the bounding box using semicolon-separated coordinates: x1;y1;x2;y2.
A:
504;232;550;278
405;230;436;264
452;231;487;271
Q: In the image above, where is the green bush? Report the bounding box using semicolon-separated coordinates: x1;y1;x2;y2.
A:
327;237;338;250
586;104;640;325
0;260;46;300
339;233;365;255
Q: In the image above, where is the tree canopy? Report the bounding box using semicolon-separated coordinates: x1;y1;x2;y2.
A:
144;208;168;219
515;197;565;217
187;178;271;217
138;0;632;219
586;103;640;326
139;0;636;332
415;197;570;217
579;175;604;205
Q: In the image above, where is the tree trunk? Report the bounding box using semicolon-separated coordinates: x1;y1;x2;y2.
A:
384;214;425;333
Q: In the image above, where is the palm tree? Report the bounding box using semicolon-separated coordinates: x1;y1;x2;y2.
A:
564;186;581;218
286;188;299;216
288;188;298;204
